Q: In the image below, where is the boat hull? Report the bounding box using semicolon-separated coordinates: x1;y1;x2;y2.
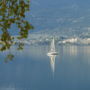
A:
47;52;58;56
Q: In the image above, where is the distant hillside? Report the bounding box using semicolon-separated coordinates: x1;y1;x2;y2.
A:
29;0;90;36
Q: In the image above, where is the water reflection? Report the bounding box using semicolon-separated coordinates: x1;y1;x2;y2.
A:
47;54;57;74
63;45;78;56
1;87;16;90
1;46;90;89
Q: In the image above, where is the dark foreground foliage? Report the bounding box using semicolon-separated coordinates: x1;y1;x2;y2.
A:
0;0;33;62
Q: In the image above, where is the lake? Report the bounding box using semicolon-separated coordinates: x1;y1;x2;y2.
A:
0;45;90;90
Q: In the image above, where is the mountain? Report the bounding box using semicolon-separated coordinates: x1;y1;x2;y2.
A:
29;0;90;38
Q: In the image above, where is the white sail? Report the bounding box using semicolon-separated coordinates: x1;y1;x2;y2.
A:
50;38;55;52
47;37;58;55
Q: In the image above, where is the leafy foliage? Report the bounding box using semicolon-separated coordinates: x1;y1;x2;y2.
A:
0;0;33;62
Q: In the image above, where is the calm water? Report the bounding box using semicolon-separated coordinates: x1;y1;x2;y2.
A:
0;45;90;90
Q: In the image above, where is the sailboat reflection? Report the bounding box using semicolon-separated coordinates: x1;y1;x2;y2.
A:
47;38;58;73
47;54;56;73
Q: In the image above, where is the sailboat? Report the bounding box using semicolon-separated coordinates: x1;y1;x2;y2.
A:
47;38;58;55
